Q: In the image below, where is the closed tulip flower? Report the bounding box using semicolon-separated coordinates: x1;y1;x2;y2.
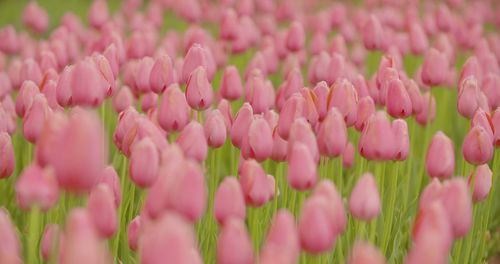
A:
185;66;214;110
217;219;254;264
158;84;190;133
15;164;59;211
87;184;117;238
349;173;381;221
214;177;246;225
0;132;15;179
463;126;494;165
129;137;159;188
425;131;455;178
468;164;492;202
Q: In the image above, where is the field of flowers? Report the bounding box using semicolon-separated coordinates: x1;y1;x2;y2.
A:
0;0;500;263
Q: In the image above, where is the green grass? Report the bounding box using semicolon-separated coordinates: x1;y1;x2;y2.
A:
0;0;499;263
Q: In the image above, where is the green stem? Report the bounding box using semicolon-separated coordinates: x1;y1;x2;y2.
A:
27;206;41;264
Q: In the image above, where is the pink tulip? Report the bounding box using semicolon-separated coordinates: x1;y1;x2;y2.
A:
23;1;49;34
150;54;174;94
0;209;22;264
313;81;330;121
239;159;274;206
440;178;473;238
349;173;381;221
425;131;455;178
214;177;246;225
409;24;428;55
46;108;107;192
166;160;207;221
15;164;59;211
463;126;494;165
328;78;358;126
405;79;423;114
482;73;500;109
277;94;305;140
87;184;117;238
300;88;319;126
299;195;337;253
0;132;15;179
127;216;141;251
244;117;273;161
468;164;492;202
204;109;227;148
89;0;109;29
231;103;254;148
287;142;318;190
141;92;158;113
56;65;73;107
217;99;233;131
135;57;155;94
362;15;384;50
317;108;347;157
355;96;375;131
185;66;214;110
41;224;61;261
286;21;305;52
158;84;190;132
176;121;208;163
407;202;452;264
492;108;500;146
260;210;300;264
421;48;448;87
59;208;111;264
129;137;159;188
71;59;106;106
359;111;396;160
23;93;52;143
271;128;288;162
288;118;319;163
416;92;436;125
217;219;254;264
220;65;243;101
99;166;121;208
458;76;481;119
386;78;412;118
392;119;409;161
15;80;39;118
348;241;386;264
471;109;494;142
342;142;355;168
112;86;134;113
182;44;215;83
139;213;196;264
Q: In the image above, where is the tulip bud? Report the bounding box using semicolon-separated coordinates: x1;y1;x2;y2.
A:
0;132;15;179
158;84;190;132
386;79;412;118
463;126;494;165
287;142;318;190
214;177;246;225
348;241;386;264
149;54;174;94
87;184;117;238
129;137;160;188
318;108;347;157
421;48;448;86
204;109;227;148
217;219;254;264
127;216;141;251
468;164;492;202
176;121;208;163
15;164;59;211
349;173;381;221
185;66;214;110
220;65;243;101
